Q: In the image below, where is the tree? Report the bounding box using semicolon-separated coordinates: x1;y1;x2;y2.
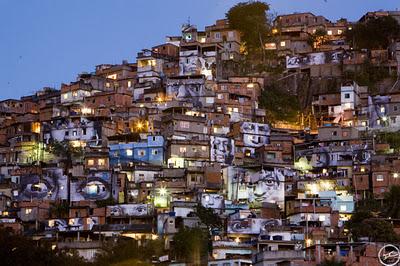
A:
226;1;271;62
308;28;328;49
0;228;87;266
346;16;400;50
173;227;209;264
259;83;301;123
346;209;398;242
384;185;400;219
196;205;223;232
94;238;164;266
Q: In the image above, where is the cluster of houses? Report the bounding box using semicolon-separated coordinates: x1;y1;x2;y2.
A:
0;10;400;266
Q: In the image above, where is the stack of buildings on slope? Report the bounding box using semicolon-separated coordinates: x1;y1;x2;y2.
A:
0;11;399;265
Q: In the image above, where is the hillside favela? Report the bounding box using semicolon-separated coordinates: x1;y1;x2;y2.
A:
1;1;400;266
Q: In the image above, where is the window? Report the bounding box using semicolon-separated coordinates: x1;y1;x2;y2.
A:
344;93;350;99
217;94;223;100
72;131;77;136
25;208;32;215
332;131;337;136
82;128;86;135
215;32;221;39
127;81;132;88
327;30;333;35
376;174;384;181
280;41;286;47
201;146;207;151
266;153;276;160
340;205;347;211
98;159;105;166
180;147;187;153
88;159;94;166
391;117;397;124
138;150;146;156
152;149;158;155
337;29;343;35
180;121;190;129
126;149;133;156
63;93;68;99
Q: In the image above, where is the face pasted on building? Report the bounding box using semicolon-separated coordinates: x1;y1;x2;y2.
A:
17;168;67;201
210;136;234;165
226;167;285;209
241;122;271;148
166;78;211;108
70;172;111;201
248;169;285;208
201;193;224;209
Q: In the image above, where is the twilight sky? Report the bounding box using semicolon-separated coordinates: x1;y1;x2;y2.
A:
0;0;399;100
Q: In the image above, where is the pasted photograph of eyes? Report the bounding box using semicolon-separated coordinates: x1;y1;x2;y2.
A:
109;204;149;216
71;173;111;201
19;169;67;201
81;179;109;200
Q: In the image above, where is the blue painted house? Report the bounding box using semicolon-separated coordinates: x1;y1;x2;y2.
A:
109;135;164;166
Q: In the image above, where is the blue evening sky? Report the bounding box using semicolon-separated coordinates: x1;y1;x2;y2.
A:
0;0;399;99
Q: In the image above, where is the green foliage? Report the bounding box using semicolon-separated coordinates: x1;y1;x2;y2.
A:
377;132;400;153
308;28;328;48
50;201;70;218
384;185;400;219
196;205;223;231
95;197;117;208
346;16;400;50
226;1;271;59
343;59;391;91
318;259;345;266
94;238;164;266
48;140;83;160
0;228;87;266
346;208;398;242
173;227;209;264
259;83;301;123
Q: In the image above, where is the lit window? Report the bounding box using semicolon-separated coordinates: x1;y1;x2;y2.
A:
63;93;68;99
25;208;32;215
201;146;207;151
280;41;286;47
340;205;347;212
98;159;105;166
72;91;78;97
376;175;384;181
319;215;326;222
338;29;343;35
327;30;333;35
126;149;133;156
88;159;94;166
380;107;385;113
217;94;223;100
180;147;187;153
128;81;132;88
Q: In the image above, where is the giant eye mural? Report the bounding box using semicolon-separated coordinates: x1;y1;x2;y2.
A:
70;172;111;201
18;168;67;201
